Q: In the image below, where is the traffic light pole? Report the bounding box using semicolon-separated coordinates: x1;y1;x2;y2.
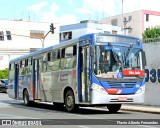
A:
9;23;56;49
42;31;50;48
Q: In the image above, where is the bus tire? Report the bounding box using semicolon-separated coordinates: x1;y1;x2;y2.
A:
23;90;31;106
107;104;121;113
64;90;78;112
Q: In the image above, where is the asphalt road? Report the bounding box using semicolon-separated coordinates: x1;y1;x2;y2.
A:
0;93;160;128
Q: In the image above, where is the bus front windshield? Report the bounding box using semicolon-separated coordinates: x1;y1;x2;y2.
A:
94;45;143;77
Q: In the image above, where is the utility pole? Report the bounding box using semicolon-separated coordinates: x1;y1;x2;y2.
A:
122;0;124;34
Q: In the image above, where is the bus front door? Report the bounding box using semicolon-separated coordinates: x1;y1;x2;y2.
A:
79;46;90;102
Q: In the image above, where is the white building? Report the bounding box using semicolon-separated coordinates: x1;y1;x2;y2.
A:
101;10;160;38
0;19;59;69
60;20;122;42
0;19;122;70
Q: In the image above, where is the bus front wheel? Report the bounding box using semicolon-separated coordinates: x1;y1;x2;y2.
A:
107;104;121;113
64;90;78;112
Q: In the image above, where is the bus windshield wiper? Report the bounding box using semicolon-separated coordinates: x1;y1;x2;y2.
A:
108;43;118;61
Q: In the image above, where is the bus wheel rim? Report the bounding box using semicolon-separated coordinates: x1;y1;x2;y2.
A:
67;96;73;107
24;94;28;104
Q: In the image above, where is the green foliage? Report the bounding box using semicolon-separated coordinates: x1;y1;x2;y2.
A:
143;26;160;40
0;68;8;79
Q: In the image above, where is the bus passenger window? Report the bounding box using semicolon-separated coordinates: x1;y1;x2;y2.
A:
73;45;77;56
47;52;52;61
25;59;28;67
61;48;65;58
20;61;22;68
28;58;32;65
57;50;60;59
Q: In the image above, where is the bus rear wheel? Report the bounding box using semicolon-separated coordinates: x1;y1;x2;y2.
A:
64;90;78;112
107;104;121;113
23;90;32;106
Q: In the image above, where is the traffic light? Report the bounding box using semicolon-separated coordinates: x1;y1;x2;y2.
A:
50;23;56;34
6;31;12;40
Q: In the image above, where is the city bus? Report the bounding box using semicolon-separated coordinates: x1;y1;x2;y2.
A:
8;33;146;112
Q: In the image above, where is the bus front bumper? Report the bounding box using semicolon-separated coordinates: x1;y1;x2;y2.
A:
91;89;145;104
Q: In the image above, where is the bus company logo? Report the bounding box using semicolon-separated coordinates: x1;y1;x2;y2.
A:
117;89;123;94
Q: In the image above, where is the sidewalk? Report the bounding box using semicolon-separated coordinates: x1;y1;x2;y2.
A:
121;104;160;114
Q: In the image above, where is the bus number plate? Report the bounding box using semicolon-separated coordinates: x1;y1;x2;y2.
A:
118;97;127;101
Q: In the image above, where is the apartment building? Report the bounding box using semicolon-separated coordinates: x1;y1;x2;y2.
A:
101;10;160;38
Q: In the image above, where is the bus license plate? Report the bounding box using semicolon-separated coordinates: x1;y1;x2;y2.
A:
118;97;127;101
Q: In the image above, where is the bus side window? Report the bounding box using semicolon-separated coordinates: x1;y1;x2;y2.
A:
51;50;60;71
72;45;77;68
28;58;32;65
42;53;47;72
25;59;28;67
60;48;66;70
47;52;52;61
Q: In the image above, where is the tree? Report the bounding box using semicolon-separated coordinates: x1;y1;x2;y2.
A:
143;26;160;40
0;68;8;79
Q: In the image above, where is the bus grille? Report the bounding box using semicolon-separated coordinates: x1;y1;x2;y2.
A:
108;82;136;88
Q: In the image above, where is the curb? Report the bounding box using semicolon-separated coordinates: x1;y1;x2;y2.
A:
121;105;160;114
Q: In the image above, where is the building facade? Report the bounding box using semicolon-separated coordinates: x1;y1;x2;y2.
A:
101;10;160;38
60;20;122;42
0;19;59;69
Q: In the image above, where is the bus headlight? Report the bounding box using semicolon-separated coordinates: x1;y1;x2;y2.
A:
92;83;107;94
136;85;145;94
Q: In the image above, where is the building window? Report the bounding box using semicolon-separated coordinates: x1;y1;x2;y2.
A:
111;19;118;26
104;31;110;34
128;16;132;21
60;31;72;41
146;14;149;21
0;31;4;41
112;30;117;34
30;30;44;39
6;31;12;40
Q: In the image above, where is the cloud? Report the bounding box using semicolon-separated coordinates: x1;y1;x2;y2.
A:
141;0;160;11
76;0;116;17
41;2;77;25
122;0;160;13
28;2;77;25
122;0;140;13
50;3;60;14
28;1;48;13
68;0;74;5
42;12;77;25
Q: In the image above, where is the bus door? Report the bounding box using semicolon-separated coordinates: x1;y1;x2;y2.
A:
79;44;91;102
14;64;19;99
33;59;41;100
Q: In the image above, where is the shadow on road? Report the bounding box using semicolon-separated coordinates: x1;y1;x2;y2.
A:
0;98;130;115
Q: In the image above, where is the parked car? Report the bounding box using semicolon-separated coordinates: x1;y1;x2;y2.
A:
0;79;8;93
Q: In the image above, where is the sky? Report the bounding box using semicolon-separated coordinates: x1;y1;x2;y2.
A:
0;0;160;25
